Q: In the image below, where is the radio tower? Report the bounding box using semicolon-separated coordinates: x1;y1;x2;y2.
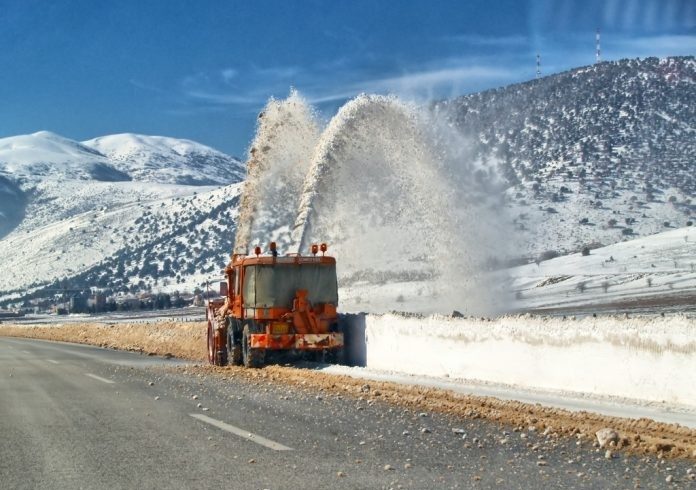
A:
536;53;541;79
595;28;601;63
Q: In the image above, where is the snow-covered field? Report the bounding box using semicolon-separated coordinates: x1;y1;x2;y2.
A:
508;225;696;312
337;225;696;418
336;225;696;316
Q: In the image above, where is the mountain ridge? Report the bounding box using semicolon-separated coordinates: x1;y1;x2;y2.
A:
435;55;695;257
0;56;693;307
0;130;244;185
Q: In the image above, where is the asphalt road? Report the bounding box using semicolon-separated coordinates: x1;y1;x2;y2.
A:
1;337;694;489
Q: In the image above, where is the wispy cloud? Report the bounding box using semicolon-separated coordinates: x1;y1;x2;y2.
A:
364;66;516;92
175;56;527;112
443;34;530;47
173;25;694;115
305;90;363;105
178;65;301;108
302;57;522;105
221;68;237;83
608;34;696;57
183;90;259;105
252;66;300;78
128;78;165;93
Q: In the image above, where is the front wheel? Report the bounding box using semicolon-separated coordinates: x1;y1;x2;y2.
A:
207;321;215;364
207;320;228;366
242;324;265;368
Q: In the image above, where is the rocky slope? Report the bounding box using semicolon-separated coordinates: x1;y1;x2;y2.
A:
435;56;695;258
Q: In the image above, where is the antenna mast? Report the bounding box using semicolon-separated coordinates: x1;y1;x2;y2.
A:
595;28;601;63
536;53;541;79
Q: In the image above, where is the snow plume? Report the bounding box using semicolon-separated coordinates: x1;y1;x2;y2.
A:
234;89;320;255
292;95;450;267
235;91;511;314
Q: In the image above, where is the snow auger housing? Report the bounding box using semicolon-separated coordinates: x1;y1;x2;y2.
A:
206;242;343;367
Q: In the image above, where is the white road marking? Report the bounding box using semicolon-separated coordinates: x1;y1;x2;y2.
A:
85;373;115;384
189;413;293;451
21;350;30;354
47;360;59;364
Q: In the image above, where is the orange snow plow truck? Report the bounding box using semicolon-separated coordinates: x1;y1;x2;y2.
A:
206;242;343;368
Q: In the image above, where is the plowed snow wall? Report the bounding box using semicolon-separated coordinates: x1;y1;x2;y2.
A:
343;313;696;407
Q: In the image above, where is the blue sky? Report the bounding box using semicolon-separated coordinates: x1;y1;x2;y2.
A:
0;0;693;156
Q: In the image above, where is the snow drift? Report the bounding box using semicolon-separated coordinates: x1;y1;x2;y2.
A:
343;312;696;408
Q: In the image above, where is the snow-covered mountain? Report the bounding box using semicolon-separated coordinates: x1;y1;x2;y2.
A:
435;56;695;258
0;131;129;183
0;183;242;302
0;56;693;310
0;131;244;236
0;131;244;186
83;133;245;185
0;131;245;304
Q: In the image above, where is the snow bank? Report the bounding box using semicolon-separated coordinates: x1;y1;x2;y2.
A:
343;313;696;407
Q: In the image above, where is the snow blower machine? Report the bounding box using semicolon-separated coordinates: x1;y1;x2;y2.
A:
206;242;343;367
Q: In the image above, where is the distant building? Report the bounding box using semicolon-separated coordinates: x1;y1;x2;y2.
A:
87;292;107;312
69;295;87;314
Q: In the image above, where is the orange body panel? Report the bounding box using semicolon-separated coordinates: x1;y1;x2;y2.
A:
210;250;340;354
249;332;343;350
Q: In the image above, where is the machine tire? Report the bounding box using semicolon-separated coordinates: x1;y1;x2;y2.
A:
207;320;228;366
217;348;228;366
242;324;265;368
207;321;215;365
324;347;344;365
227;330;243;366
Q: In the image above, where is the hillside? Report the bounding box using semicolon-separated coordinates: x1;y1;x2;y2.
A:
83;133;245;185
0;57;694;310
0;183;242;303
435;56;695;258
0;131;244;304
0;131;244;236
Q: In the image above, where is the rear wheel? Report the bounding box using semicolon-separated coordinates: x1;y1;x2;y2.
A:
227;329;243;366
242;324;265;368
323;347;344;365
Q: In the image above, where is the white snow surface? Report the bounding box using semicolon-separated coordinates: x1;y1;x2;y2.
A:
83;133;245;185
508;225;696;311
0;130;247;299
0;130;243;186
0;131;111;180
0;184;212;292
344;312;696;410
